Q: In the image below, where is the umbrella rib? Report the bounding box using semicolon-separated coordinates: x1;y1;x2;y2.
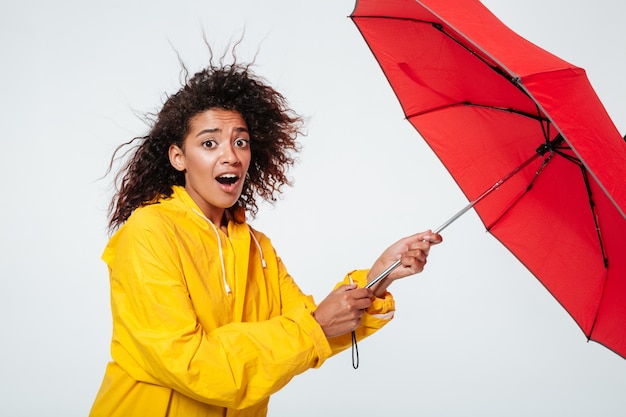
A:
351;15;528;85
488;138;609;268
485;153;554;232
577;161;609;269
405;102;548;122
353;15;517;83
548;145;609;269
558;154;610;342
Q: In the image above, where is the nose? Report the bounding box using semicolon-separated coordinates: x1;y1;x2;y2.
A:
220;143;239;165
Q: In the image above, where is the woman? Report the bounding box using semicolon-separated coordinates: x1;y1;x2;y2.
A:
90;61;441;416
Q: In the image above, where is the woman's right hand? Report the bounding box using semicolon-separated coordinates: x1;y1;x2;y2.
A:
312;284;373;338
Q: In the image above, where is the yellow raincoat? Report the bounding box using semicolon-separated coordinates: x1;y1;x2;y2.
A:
90;186;395;416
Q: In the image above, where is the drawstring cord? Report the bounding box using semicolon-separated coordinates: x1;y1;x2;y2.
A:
351;330;359;369
193;209;230;294
248;229;267;268
192;209;268;295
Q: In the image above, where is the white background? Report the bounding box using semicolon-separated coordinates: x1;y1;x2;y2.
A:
1;0;625;416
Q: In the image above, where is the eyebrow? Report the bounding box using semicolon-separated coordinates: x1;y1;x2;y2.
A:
195;127;249;137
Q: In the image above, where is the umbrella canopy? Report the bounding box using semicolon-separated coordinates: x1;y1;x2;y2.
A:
351;0;626;358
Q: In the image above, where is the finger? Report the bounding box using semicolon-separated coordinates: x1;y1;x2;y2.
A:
404;247;429;261
335;284;358;293
401;252;427;270
410;229;434;242
409;233;443;253
349;317;364;333
408;241;431;256
346;287;373;300
426;233;443;244
352;297;373;310
409;230;443;245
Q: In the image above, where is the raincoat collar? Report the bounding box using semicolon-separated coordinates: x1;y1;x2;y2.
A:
168;185;247;225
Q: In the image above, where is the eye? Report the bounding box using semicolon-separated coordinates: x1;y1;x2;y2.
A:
234;138;250;148
201;139;217;149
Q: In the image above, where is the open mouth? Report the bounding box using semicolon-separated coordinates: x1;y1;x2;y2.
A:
216;174;239;185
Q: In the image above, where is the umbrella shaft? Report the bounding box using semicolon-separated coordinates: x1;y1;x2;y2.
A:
366;151;543;289
365;260;401;289
436;150;542;233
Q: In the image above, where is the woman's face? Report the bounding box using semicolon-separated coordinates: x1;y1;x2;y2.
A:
169;108;251;224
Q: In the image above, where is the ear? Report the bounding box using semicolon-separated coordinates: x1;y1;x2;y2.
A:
169;144;186;172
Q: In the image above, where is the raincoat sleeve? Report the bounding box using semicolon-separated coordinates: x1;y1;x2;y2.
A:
259;237;395;356
105;212;333;410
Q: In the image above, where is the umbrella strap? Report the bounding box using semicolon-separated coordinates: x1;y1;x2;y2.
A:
351;330;359;369
350;272;361;369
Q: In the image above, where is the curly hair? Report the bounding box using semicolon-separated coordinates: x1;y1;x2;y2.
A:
107;62;304;231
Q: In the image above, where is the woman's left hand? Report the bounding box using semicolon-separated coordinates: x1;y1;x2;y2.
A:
367;230;442;296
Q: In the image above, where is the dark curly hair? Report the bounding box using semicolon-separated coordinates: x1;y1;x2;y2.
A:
107;61;304;231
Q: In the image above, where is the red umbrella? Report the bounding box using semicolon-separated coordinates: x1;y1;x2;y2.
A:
351;0;626;358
